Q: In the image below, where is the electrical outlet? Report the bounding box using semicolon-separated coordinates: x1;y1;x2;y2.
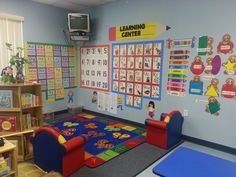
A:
183;109;188;117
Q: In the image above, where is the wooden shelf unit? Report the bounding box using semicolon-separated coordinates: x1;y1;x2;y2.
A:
0;140;18;177
0;83;42;161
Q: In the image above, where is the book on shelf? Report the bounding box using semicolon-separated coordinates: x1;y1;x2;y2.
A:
0;90;13;108
0;116;16;132
22;113;40;130
21;93;40;108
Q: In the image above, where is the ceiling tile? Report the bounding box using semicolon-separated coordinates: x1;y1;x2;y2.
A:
32;0;62;5
53;1;88;11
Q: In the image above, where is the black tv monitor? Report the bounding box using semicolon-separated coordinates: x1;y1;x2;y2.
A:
68;13;90;33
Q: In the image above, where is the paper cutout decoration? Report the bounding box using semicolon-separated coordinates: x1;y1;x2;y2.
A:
147;101;155;119
221;78;236;98
190;56;205;75
117;95;123;110
68;90;74;103
189;76;203;95
205;97;220;116
167;37;196;49
205;78;219;97
198;36;213;56
167;48;189;97
211;55;221;75
170;50;190;55
217;34;234;54
205;57;213;74
92;91;98;103
222;55;236;75
205;55;221;75
109;22;170;41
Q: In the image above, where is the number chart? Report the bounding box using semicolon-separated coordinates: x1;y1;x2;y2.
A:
80;45;110;91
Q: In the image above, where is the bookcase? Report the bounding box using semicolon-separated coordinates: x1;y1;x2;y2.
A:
0;139;18;177
0;83;42;161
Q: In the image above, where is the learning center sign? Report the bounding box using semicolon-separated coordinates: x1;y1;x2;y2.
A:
109;22;170;41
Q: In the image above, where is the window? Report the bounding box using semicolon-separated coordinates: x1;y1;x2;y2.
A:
0;13;24;71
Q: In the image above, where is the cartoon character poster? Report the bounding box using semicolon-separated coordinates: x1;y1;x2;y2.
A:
112;40;164;109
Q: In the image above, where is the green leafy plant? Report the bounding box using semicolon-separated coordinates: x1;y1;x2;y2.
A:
6;43;28;67
5;43;28;83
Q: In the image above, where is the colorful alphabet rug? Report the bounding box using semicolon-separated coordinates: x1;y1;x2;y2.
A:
50;113;146;168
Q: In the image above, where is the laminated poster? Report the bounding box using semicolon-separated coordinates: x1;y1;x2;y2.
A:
25;42;77;102
111;40;164;109
80;45;110;92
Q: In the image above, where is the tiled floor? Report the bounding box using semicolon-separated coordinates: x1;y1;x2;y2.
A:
136;141;236;177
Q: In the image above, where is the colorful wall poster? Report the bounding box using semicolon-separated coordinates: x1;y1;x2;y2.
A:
80;45;110;92
109;22;170;41
111;40;164;109
167;49;189;97
25;42;77;102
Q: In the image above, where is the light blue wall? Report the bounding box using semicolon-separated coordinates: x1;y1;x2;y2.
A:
78;0;236;148
0;0;78;112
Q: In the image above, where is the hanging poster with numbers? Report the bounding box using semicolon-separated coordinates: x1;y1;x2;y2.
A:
25;42;77;102
80;45;110;91
112;40;164;109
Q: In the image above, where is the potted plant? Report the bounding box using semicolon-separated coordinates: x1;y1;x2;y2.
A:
6;43;28;83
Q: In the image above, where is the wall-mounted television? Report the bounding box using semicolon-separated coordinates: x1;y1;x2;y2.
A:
68;13;90;33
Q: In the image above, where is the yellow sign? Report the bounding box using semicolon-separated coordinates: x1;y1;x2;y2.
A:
109;22;170;41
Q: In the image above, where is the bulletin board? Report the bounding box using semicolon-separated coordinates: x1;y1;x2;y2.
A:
80;45;110;91
111;40;164;109
25;42;77;102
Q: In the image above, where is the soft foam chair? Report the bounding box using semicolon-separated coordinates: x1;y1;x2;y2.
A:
32;127;88;177
145;111;184;149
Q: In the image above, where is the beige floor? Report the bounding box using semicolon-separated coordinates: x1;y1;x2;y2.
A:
18;162;63;177
18;162;46;177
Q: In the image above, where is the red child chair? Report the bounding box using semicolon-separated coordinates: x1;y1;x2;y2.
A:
145;111;184;149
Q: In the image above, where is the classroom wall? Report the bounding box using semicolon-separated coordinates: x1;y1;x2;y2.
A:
0;0;78;112
78;0;236;148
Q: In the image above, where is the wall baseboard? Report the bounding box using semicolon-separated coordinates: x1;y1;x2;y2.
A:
54;108;236;155
182;135;236;155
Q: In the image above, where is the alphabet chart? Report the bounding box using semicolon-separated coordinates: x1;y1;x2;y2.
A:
112;40;164;109
25;42;77;102
80;45;110;91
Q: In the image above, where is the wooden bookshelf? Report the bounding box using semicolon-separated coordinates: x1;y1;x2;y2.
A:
0;140;18;177
0;83;42;161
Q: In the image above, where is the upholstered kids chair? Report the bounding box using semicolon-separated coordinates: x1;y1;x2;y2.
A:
145;111;184;149
32;127;88;177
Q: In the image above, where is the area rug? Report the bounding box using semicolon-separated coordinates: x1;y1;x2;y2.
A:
50;113;146;168
153;146;236;177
